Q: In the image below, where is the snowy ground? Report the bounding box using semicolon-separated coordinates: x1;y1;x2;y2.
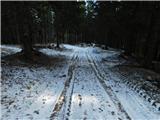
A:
1;44;160;120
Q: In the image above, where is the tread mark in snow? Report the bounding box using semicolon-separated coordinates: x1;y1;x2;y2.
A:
50;65;74;120
64;53;79;120
78;94;82;107
86;53;131;120
65;71;76;120
50;54;78;120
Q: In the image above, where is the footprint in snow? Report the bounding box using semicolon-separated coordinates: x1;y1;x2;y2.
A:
98;108;103;112
111;111;115;115
26;114;33;119
59;74;66;78
34;110;39;114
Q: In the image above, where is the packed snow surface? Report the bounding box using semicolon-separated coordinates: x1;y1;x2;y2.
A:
1;44;160;120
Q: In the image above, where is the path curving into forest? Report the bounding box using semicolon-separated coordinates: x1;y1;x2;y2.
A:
1;44;160;120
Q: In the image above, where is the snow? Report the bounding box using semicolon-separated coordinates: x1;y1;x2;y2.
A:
65;62;128;120
1;45;21;57
88;47;160;120
1;61;69;120
1;44;160;120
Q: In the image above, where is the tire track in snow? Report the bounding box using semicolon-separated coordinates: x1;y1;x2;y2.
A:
50;53;78;120
86;52;131;120
63;71;75;120
63;52;80;120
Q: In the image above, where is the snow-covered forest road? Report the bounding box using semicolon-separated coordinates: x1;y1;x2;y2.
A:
1;44;160;120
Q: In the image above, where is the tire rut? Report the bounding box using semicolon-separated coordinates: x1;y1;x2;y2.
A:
64;75;75;120
50;53;78;120
86;53;131;120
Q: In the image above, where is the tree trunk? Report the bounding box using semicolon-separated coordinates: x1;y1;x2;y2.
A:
56;32;60;48
18;3;33;59
144;4;158;67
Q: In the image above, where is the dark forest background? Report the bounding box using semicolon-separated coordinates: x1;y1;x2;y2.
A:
1;1;160;70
